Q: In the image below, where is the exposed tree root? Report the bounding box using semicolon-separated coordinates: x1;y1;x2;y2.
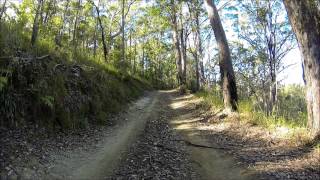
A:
171;139;231;150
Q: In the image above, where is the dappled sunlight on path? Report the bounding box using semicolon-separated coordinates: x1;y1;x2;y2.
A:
165;90;320;180
166;91;255;180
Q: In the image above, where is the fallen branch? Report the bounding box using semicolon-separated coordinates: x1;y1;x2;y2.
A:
21;55;50;61
35;54;50;60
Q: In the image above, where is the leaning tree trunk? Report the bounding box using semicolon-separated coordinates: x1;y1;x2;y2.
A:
204;0;238;112
92;0;108;62
284;0;320;134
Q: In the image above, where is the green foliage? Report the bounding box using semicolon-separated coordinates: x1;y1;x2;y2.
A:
40;95;55;109
0;53;149;129
0;77;8;91
195;90;224;109
197;88;307;129
277;85;307;126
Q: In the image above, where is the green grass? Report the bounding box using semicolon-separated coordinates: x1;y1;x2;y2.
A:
238;100;307;129
195;91;224;110
195;91;317;144
196;91;308;130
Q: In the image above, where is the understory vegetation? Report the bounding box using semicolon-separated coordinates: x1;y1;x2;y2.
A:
196;86;310;139
0;21;150;129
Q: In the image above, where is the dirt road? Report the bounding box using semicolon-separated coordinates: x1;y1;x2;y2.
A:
35;90;252;179
106;90;254;180
4;90;316;179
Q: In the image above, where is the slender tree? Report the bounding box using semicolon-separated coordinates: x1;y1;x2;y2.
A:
72;0;82;51
0;0;7;22
239;0;295;114
55;0;70;46
121;0;126;65
179;12;187;85
170;0;184;89
204;0;238;112
283;0;320;133
188;0;203;91
90;0;108;61
31;0;44;46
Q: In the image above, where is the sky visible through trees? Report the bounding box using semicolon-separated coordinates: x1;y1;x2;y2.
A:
5;0;304;85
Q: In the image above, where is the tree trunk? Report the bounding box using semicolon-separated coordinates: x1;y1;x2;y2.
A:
0;0;7;22
204;0;238;112
170;0;183;87
92;0;108;61
200;60;205;85
55;0;69;46
195;11;202;91
73;0;81;51
133;41;137;74
129;31;132;69
284;0;320;134
121;0;126;66
189;1;203;91
31;0;44;46
93;18;98;57
180;26;187;85
141;44;145;76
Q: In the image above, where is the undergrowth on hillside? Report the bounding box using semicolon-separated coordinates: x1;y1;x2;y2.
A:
0;36;151;130
195;89;311;142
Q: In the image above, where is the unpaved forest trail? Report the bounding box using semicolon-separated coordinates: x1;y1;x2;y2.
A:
105;90;255;179
39;90;319;179
45;90;254;180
